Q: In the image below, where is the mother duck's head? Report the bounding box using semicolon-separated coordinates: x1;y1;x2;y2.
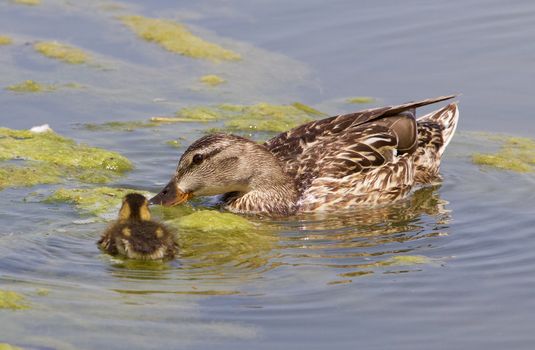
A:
149;133;288;206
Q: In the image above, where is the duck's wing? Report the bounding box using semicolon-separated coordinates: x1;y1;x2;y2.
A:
264;95;456;164
292;124;400;193
295;124;418;210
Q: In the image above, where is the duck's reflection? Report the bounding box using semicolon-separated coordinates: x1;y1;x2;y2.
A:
282;185;450;281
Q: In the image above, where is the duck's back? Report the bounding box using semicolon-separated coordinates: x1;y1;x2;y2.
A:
264;95;459;211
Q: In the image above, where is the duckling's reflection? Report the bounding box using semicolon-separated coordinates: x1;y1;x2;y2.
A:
103;255;176;280
105;185;450;286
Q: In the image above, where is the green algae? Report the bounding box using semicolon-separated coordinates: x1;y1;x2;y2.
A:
176;106;223;122
219;103;320;132
46;187;151;217
35;288;50;296
0;36;12;45
168;210;274;268
120;15;241;62
346;96;376;104
13;0;40;5
150;107;223;123
384;255;432;266
0;163;62;190
172;210;254;233
0;127;132;189
0;343;24;350
152;204;195;222
0;128;132;173
62;82;84;89
6;80;56;93
6;81;84;93
83;120;160;132
165;139;182;148
291;102;326;116
0;290;29;310
472;135;535;172
200;74;226;86
161;102;323;133
34;41;89;64
472;154;531;172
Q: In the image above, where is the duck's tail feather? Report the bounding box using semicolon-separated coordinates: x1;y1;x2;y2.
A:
417;102;459;156
382;94;457;118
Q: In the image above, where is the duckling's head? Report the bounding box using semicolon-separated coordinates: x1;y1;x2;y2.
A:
99;192;177;260
150;133;287;206
119;193;151;222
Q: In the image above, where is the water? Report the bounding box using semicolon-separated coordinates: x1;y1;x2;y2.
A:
1;1;535;349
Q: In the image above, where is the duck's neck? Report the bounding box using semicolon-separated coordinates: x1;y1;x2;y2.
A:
222;169;299;216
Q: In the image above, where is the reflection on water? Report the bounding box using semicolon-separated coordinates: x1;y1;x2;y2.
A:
277;186;450;283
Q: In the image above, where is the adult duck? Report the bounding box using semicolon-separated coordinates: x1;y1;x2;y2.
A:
150;95;459;216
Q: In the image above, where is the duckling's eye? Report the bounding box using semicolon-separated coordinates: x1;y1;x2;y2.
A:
191;153;204;165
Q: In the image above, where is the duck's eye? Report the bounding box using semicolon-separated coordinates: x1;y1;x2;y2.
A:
192;153;204;165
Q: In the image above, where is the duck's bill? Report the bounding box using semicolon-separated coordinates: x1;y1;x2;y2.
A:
149;181;193;206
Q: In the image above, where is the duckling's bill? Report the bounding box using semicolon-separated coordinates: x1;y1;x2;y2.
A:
149;179;193;207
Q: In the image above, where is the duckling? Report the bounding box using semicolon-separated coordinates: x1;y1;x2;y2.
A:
150;95;459;216
98;193;178;260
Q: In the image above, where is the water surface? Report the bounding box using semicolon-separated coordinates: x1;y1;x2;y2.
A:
1;1;535;349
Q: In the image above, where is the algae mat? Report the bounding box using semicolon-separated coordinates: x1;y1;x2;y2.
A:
0;127;132;188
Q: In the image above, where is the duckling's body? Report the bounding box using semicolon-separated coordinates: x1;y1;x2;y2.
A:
98;193;178;260
150;95;459;216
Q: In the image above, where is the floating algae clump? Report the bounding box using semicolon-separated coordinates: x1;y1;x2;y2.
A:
13;0;40;5
120;15;241;61
155;102;324;133
0;290;29;310
200;74;226;86
291;102;326;116
347;96;376;104
0;163;62;189
172;210;254;233
178;106;224;122
472;135;535;173
221;103;320;132
0;128;132;172
0;343;24;350
34;41;89;64
0;127;132;188
169;210;274;268
473;154;531;172
46;187;150;217
83;120;160;132
383;255;432;266
166;139;182;148
0;36;12;45
6;80;56;93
